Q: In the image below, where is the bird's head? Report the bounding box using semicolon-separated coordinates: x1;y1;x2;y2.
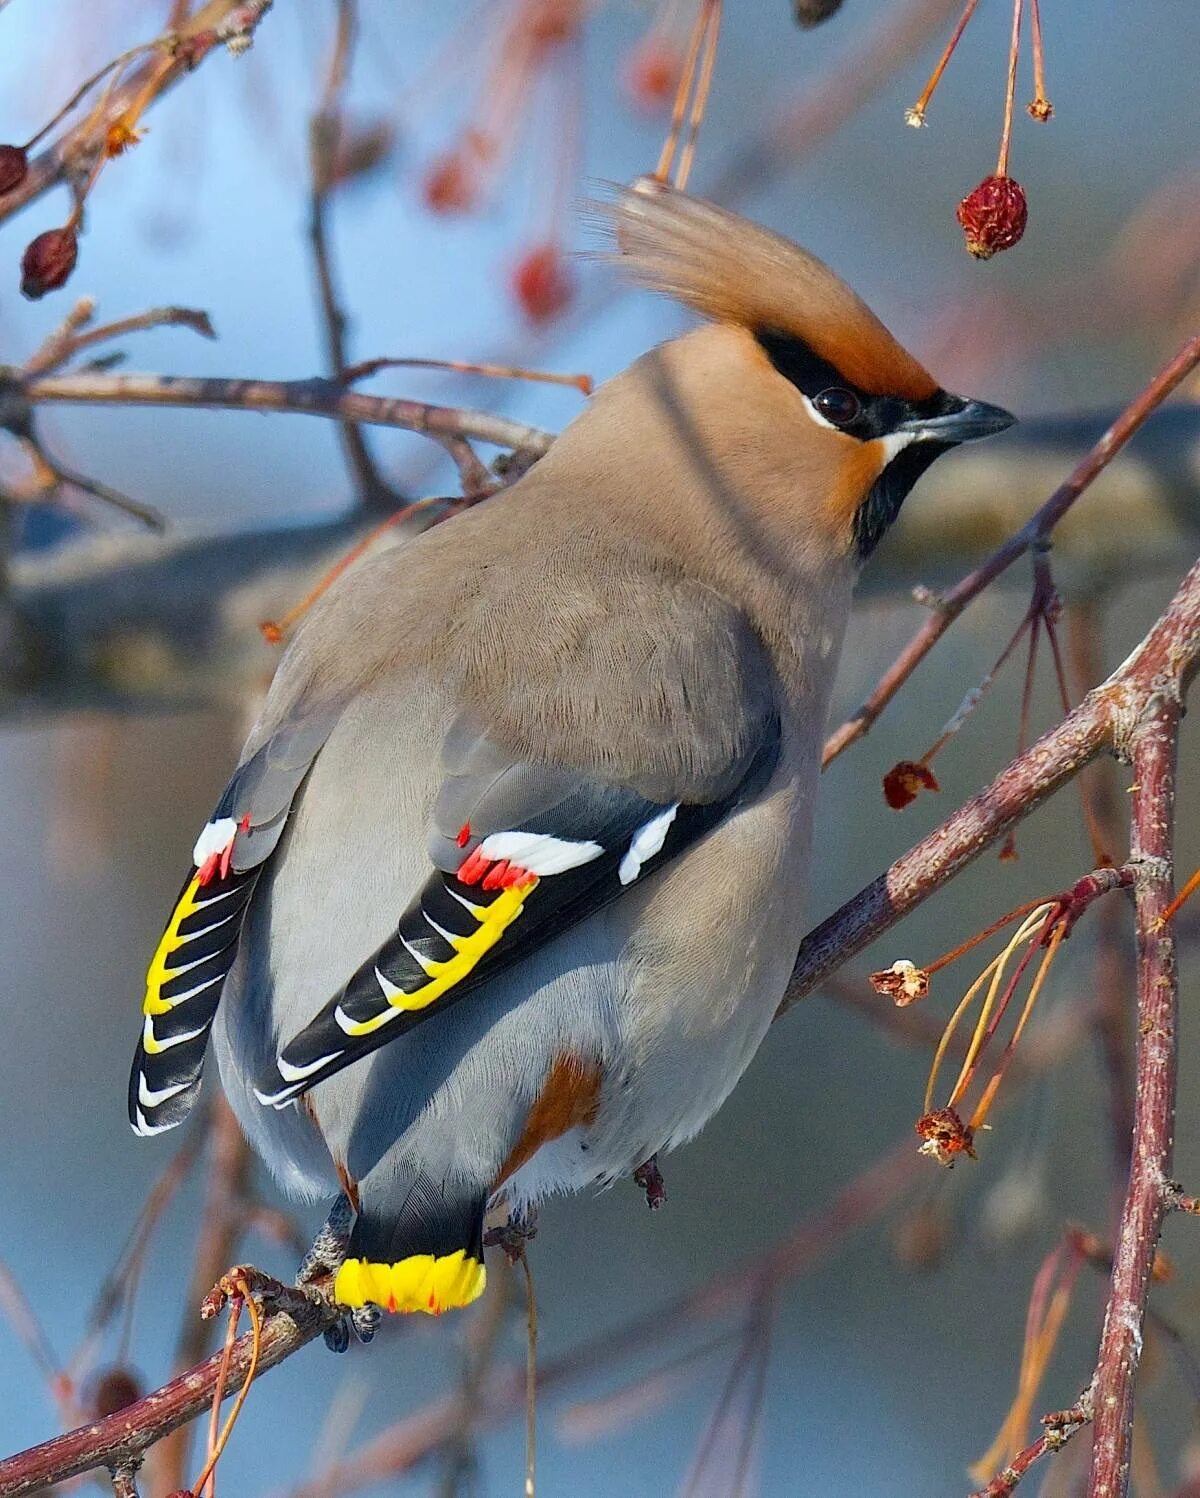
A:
605;178;1014;563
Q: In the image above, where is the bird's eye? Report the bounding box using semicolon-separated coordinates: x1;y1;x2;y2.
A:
813;388;861;427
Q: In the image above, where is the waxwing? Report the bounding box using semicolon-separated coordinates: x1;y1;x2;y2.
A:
129;180;1013;1318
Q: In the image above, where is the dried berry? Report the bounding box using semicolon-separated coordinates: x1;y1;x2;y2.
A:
869;959;930;1006
422;151;479;215
0;144;28;195
85;1366;142;1418
882;759;939;810
21;225;78;300
105;118;144;158
916;1107;976;1167
510;243;573;324
329;119;395;188
794;0;843;26
956;174;1028;260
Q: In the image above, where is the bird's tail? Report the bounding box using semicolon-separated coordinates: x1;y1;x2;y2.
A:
333;1175;487;1316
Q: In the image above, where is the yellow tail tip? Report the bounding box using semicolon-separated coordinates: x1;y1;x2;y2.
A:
334;1250;486;1315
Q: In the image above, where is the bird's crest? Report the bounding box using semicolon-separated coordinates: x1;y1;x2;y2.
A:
603;178;937;403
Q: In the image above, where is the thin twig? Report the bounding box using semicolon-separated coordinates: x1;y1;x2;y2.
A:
151;1099;252;1496
1067;601;1136;1187
308;0;396;512
25;307;216;377
17;371;554;460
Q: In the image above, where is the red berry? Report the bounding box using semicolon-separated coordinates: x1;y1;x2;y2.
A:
422;152;478;215
510;243;573;324
524;0;578;52
793;0;843;25
0;144;28;196
20;225;78;299
882;759;939;811
622;37;683;112
956;174;1028;260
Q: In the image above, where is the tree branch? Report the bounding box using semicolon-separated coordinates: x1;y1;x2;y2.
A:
0;1280;338;1498
1084;690;1181;1497
14;370;553;460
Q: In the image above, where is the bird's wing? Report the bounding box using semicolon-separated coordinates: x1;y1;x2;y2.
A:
128;709;339;1135
257;664;780;1107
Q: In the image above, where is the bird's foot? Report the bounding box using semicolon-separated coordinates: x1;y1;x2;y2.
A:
633;1154;667;1209
291;1197;362;1352
322;1301;381;1352
296;1193;355;1289
483;1204;539;1264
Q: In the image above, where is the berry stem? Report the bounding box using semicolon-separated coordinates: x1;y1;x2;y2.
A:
905;0;980;127
674;0;722;192
996;0;1024;177
654;0;712;183
1027;0;1052;119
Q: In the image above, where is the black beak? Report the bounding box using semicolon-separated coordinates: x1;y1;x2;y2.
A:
898;397;1016;445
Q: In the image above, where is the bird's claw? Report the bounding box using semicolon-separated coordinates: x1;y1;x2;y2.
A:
351;1303;381;1343
633;1155;667;1209
323;1316;351;1354
296;1193;355;1286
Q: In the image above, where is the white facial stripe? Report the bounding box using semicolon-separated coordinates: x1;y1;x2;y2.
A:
802;393;922;463
477;830;604;876
192;816;239;866
619;804;679;886
877;430;917;463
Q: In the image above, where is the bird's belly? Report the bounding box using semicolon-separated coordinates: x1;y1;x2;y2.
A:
504;781;811;1207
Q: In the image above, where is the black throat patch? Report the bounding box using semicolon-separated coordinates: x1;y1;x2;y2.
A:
853;441;946;559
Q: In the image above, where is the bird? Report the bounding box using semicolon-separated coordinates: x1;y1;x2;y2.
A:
127;179;1013;1320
